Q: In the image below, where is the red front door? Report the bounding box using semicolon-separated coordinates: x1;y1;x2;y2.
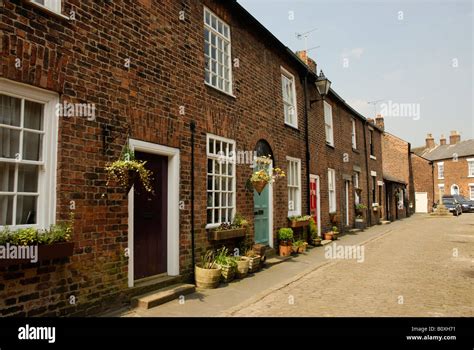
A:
310;176;318;228
133;152;168;280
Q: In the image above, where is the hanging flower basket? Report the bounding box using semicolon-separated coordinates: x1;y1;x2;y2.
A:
252;180;268;194
106;144;153;194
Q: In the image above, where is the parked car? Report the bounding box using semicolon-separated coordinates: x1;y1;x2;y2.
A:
441;196;462;216
452;194;474;213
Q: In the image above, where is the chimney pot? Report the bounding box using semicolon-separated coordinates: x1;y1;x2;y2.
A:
440;134;446;145
375;114;385;130
425;133;435;149
449;130;461;145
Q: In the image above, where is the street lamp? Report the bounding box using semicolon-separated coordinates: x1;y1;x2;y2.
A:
310;70;331;106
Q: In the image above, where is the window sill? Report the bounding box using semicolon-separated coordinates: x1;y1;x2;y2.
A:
205;223;221;230
468;175;474;178
23;1;71;21
326;143;335;150
284;122;299;131
204;82;236;99
370;155;377;160
438;178;445;181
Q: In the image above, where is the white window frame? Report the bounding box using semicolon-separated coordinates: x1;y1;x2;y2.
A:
204;7;233;96
287;156;301;217
0;78;58;230
467;158;474;177
206;134;236;229
281;67;298;128
450;184;459;195
351;118;357;149
324;101;334;146
437;162;444;179
469;184;474;200
30;0;62;14
328;168;336;212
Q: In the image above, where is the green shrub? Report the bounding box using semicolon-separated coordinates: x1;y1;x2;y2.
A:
278;227;294;242
309;217;318;238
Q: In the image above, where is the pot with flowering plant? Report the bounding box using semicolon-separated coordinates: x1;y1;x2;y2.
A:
106;144;153;194
249;156;285;194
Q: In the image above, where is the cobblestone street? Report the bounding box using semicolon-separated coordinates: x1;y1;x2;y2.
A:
226;214;474;317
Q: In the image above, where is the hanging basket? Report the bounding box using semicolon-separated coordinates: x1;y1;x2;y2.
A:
252;180;268;194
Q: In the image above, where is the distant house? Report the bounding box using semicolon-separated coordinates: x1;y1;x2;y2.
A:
413;132;474;202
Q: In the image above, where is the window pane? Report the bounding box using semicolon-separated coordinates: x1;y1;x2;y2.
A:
17;164;39;193
0;94;21;127
24;100;44;130
23;131;43;161
207;159;213;174
16;195;37;225
207;192;213;207
0;195;13;225
0;163;15;192
0;127;20;159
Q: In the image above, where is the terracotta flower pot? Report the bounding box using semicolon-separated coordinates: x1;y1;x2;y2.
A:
252;180;268;194
324;232;333;240
279;244;292;257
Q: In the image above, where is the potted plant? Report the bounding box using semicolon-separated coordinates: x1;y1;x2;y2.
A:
355;203;367;216
292;240;307;253
278;228;293;257
244;247;262;273
324;231;334;241
309;217;321;246
208;213;249;241
106;145;153;194
331;226;339;240
234;255;250;279
215;247;236;283
195;250;221;289
0;214;75;267
355;215;365;230
372;203;379;212
287;215;311;228
249;156;285;194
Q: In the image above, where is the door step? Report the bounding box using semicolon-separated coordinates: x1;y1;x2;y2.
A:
131;283;195;310
321;239;333;245
380;220;391;225
265;255;292;267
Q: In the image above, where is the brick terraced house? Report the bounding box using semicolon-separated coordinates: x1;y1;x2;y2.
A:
413;132;474;203
1;0;385;316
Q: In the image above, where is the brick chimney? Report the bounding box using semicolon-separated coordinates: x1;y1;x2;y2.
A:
375;114;384;131
296;50;317;74
367;118;375;125
425;133;435;149
440;134;446;145
449;130;461;145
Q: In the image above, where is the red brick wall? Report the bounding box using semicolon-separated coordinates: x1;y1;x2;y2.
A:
411;154;434;209
433;156;474;201
0;0;309;316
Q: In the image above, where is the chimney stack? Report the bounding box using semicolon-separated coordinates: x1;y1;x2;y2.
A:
375;114;385;131
449;130;461;145
440;134;446;145
425;133;435;149
367;118;375;125
296;50;317;74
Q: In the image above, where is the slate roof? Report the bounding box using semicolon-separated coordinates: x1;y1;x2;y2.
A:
413;139;474;161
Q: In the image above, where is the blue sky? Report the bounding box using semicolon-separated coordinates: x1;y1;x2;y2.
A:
238;0;473;147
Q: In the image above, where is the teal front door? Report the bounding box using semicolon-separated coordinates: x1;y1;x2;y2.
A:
254;182;270;245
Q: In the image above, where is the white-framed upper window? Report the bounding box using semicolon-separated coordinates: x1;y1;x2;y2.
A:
328;168;336;212
354;171;360;204
31;0;62;13
324;101;334;146
204;7;232;95
206;134;235;228
437;162;444;179
469;184;474;200
351;118;357;149
467;159;474;177
287;157;301;216
450;184;459;195
0;79;58;229
281;67;298;128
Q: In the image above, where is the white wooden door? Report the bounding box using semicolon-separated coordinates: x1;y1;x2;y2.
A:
415;192;428;213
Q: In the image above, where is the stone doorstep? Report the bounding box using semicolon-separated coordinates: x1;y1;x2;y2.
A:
131;283;196;310
380;220;391;225
321;239;332;246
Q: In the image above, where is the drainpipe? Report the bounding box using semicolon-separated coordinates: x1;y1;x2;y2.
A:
363;122;372;226
303;73;311;216
408;144;415;217
190;120;196;278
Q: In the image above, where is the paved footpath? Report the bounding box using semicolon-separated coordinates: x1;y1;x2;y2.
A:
116;214;473;317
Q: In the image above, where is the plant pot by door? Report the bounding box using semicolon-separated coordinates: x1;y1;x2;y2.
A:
279;244;292;257
235;257;250;278
324;232;334;241
195;265;221;289
247;255;261;273
216;263;235;283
